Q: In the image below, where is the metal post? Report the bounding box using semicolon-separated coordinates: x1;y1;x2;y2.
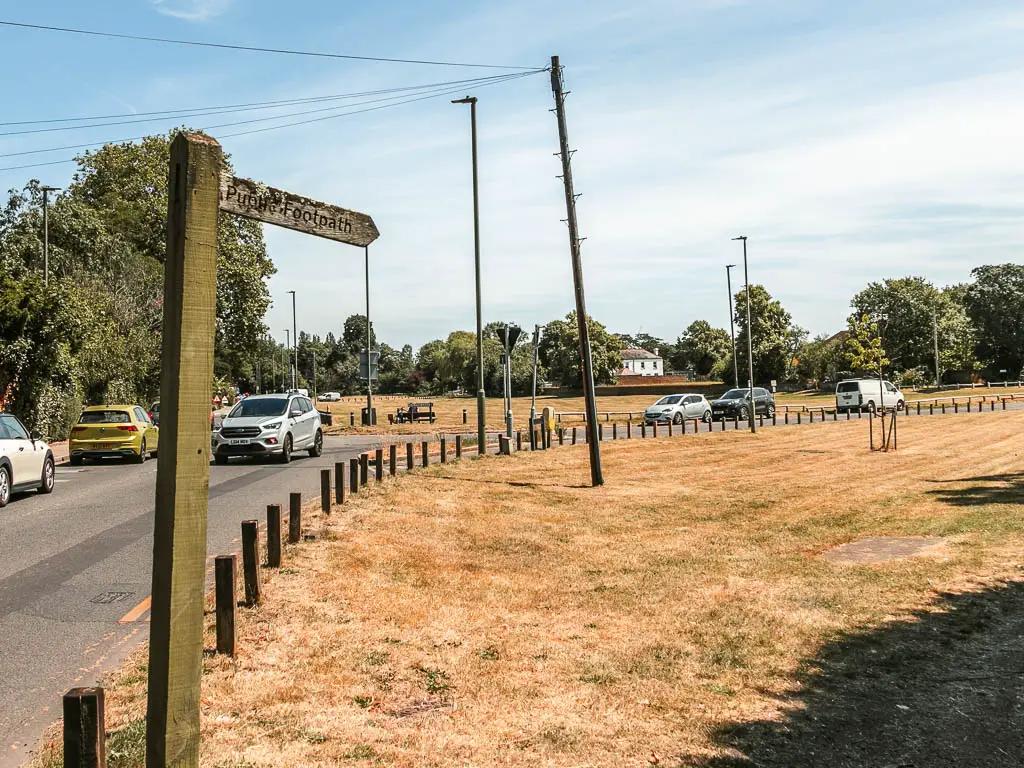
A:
551;55;603;485
932;309;941;387
365;246;374;422
288;290;297;391
530;324;540;431
726;264;738;388
504;324;513;438
734;236;755;433
451;95;487;456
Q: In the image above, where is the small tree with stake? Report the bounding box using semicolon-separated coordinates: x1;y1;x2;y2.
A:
846;314;896;451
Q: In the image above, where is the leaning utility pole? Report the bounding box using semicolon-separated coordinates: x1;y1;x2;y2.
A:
550;55;603;486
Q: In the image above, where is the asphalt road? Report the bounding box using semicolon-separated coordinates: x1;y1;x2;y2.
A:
0;434;424;768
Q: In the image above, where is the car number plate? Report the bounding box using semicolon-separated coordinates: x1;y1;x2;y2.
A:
91;443;106;450
229;438;250;445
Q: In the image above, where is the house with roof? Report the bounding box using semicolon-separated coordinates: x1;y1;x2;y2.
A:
618;347;664;377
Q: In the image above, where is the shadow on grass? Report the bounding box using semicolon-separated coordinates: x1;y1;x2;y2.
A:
694;581;1024;768
925;472;1024;507
428;474;591;490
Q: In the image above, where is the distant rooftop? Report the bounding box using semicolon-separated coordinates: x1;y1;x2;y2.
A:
621;347;661;360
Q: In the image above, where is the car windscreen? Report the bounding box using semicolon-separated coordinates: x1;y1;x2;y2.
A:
655;396;682;405
228;398;288;418
836;382;859;393
79;410;131;424
719;390;746;400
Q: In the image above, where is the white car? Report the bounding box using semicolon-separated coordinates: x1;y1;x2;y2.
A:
318;392;341;402
835;379;905;412
212;393;323;465
643;394;713;424
0;413;56;507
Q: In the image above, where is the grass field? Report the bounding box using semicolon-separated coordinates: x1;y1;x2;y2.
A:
39;409;1024;766
321;386;1024;432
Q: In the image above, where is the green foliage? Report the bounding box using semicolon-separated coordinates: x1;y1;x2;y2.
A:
734;285;805;385
964;264;1024;378
794;333;848;387
539;312;622;388
674;320;731;376
845;314;890;375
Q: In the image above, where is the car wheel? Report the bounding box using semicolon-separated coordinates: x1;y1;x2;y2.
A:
766;404;776;418
39;457;55;494
70;455;83;467
134;439;147;464
308;429;323;458
739;406;749;420
866;400;876;413
0;465;10;508
702;410;712;423
896;400;905;411
279;433;293;464
672;412;683;425
214;454;229;466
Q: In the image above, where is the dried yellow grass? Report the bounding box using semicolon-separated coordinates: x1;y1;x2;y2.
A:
37;410;1024;766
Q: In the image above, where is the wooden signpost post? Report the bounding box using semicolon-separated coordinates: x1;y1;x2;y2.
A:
147;132;378;767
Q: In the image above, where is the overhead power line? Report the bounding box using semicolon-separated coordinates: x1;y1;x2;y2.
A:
0;71;544;136
0;20;541;70
0;70;543;172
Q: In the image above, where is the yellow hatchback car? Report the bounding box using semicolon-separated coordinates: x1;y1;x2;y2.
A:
69;405;160;465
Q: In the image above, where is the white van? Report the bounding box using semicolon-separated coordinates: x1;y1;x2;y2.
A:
318;392;341;402
835;379;905;412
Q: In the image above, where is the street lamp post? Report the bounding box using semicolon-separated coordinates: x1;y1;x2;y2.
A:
41;185;60;286
726;264;738;388
364;245;374;424
287;291;297;390
732;236;756;433
452;95;487;454
529;325;541;440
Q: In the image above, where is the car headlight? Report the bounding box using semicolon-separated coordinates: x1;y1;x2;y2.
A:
263;422;282;431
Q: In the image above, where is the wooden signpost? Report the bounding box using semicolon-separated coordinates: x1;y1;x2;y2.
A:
147;132;377;767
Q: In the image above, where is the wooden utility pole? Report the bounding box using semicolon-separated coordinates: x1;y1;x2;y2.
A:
146;132;221;768
550;55;603;486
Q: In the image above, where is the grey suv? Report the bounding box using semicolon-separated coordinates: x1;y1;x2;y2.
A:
710;388;776;421
212;393;322;465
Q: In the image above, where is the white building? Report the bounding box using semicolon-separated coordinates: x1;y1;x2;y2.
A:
618;347;664;376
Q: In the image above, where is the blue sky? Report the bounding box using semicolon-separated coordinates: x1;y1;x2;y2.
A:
2;1;1022;350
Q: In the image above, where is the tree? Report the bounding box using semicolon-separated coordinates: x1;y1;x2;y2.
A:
794;333;848;387
675;320;731;376
964;264;1024;378
845;314;890;377
539;312;622;388
850;277;940;373
734;286;805;385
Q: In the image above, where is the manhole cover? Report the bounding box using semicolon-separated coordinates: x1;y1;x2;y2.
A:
823;536;946;565
90;591;135;604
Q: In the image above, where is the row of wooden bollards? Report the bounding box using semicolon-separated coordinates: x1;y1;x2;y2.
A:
61;434;492;767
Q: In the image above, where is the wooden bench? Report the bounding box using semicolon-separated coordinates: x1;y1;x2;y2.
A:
395;402;436;424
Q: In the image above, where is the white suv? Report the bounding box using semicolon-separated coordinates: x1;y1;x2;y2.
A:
212;393;323;465
0;413;56;507
835;379;905;412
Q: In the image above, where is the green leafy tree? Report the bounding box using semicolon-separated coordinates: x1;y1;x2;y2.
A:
734;286;805;385
794;333;848;387
964;264;1024;378
845;314;890;376
675;320;731;376
539;312;622;388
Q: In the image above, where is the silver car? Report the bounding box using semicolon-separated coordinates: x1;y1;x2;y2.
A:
212;393;322;465
644;394;713;425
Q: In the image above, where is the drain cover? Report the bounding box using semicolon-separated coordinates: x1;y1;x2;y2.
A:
90;591;134;604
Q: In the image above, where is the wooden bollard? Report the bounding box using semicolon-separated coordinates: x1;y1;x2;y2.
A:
627;422;632;439
516;431;522;451
350;457;359;494
440;437;447;463
375;448;384;480
772;412;777;426
797;412;802;424
559;428;565;445
990;400;995;411
463;408;467;424
668;420;673;437
599;423;604;441
954;401;959;413
455;434;462;458
942;402;946;414
846;409;851;420
214;554;236;655
641;423;647;438
63;687;105;768
1002;398;1007;410
320;469;331;513
652;422;657;438
334;462;346;504
406;441;414;469
916;402;921;415
499;435;510;455
288;493;301;544
612;423;618;439
266;504;282;567
389;444;397;476
572;427;578;444
359;453;368;486
241;520;261;605
421;441;429;467
720;418;726;431
785;412;789;424
350;412;355;426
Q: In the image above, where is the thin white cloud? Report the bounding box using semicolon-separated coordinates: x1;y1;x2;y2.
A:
151;0;233;22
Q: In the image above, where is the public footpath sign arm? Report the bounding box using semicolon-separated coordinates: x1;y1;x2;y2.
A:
219;173;379;247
